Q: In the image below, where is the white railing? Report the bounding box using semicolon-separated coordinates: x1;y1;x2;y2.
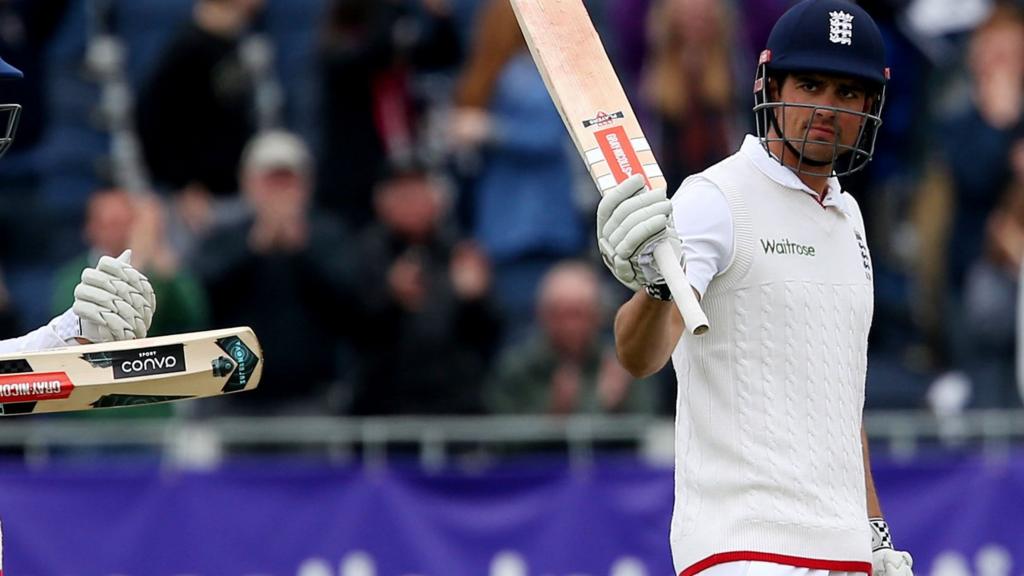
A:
0;411;1022;468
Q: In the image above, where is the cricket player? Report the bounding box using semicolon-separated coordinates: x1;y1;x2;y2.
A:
0;55;156;575
596;1;914;576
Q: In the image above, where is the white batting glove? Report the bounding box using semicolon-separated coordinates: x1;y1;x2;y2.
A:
72;250;156;343
596;174;683;292
871;518;914;576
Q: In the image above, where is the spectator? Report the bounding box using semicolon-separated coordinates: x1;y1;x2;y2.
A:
135;0;264;235
939;5;1024;304
50;188;209;418
318;0;462;230
192;131;356;414
486;261;655;415
961;140;1024;408
350;160;502;415
930;4;1024;398
642;0;742;186
451;0;587;343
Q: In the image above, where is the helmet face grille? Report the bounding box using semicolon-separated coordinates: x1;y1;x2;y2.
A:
752;0;888;177
752;63;885;177
0;103;21;160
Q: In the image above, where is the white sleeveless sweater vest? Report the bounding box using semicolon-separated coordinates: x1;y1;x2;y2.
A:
669;149;874;576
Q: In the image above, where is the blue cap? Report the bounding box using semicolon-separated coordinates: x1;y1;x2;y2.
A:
765;0;887;85
0;57;23;79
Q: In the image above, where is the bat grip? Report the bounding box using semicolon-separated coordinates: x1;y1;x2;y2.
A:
653;242;710;335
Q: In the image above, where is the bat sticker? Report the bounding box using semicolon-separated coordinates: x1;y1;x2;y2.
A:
216;336;259;393
0;372;74;402
594;126;650;188
110;345;187;380
582;111;624;128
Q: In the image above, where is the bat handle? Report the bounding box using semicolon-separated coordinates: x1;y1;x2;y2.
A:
653;242;710;335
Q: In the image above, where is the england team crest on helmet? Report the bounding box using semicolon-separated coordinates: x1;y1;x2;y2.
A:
829;11;854;45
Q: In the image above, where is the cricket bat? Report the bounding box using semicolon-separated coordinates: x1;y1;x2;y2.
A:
510;0;710;335
0;327;262;416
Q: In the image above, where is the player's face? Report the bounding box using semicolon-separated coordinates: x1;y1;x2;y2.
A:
772;73;870;165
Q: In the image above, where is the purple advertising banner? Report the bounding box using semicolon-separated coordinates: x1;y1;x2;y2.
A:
0;452;1022;576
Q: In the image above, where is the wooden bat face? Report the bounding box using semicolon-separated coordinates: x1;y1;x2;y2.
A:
510;0;666;195
0;327;262;415
511;0;711;334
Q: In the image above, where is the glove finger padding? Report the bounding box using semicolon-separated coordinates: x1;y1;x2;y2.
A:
106;255;155;311
73;294;140;334
72;299;138;342
75;268;147;341
121;266;156;328
606;198;671;249
597;175;676;292
598;238;641;291
601;188;666;239
74;282;122;310
94;252;156;334
615;213;669;259
596;174;647;230
80;269;133;305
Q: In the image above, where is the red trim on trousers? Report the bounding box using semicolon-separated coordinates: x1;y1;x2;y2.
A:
680;551;872;576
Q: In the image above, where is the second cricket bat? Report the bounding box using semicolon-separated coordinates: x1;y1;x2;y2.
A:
0;327;262;416
511;0;710;334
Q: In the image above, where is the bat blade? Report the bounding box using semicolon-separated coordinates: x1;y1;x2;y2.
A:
0;327;262;416
511;0;710;334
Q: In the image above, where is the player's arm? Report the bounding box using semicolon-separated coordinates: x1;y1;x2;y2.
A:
862;424;914;576
600;175;730;377
0;250;155;355
614;290;684;377
863;425;884;518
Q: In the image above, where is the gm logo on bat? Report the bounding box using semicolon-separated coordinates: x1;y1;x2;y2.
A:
112;344;187;379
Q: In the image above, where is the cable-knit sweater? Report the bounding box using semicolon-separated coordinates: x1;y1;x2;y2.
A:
669;148;874;576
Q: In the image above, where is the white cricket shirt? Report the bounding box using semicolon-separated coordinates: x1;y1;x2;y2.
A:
668;135;874;576
673;135;849;296
0;309;80;354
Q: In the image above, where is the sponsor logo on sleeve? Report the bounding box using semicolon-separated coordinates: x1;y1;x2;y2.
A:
854;229;872;280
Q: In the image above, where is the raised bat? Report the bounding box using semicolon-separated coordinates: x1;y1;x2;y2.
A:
510;0;710;334
0;327;262;416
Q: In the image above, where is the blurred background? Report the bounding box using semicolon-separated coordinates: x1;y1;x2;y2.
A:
1;0;1023;574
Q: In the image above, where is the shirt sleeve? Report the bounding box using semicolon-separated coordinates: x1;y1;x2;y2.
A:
0;310;79;355
670;176;735;297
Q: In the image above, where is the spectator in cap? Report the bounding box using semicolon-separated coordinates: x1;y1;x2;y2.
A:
192;130;358;414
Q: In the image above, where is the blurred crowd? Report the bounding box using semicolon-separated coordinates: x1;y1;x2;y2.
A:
0;0;1022;419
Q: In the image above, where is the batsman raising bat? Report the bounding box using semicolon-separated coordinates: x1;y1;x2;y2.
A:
512;0;914;575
